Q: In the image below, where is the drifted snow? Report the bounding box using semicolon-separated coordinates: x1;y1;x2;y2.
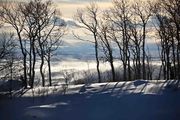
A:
0;80;180;120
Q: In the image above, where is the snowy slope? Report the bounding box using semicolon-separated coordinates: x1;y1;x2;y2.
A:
0;80;180;120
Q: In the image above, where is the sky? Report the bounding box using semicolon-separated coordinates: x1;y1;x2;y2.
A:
47;0;154;18
53;0;112;18
3;0;152;18
1;0;112;18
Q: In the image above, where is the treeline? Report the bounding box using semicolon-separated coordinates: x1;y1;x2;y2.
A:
0;0;65;88
0;0;180;89
75;0;180;83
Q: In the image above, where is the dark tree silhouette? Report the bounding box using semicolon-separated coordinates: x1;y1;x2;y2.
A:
74;3;102;83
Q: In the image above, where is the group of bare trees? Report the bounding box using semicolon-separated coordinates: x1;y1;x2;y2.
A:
0;0;180;88
0;32;17;79
75;0;154;82
154;0;180;82
0;0;65;88
75;0;180;82
0;1;17;82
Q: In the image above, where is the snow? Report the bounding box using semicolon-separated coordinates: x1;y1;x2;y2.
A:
0;80;180;120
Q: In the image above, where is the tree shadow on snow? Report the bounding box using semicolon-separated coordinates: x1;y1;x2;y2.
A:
1;80;180;120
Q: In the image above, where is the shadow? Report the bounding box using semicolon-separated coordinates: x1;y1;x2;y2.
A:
133;80;148;87
1;80;180;120
0;80;24;98
100;82;109;92
79;85;86;93
116;81;128;96
111;82;119;94
13;88;30;97
139;81;149;93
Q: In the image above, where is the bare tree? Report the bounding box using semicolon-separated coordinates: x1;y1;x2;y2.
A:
154;0;180;87
128;18;143;80
0;33;15;60
44;31;65;86
0;2;28;88
98;20;116;82
132;0;153;80
19;1;39;88
22;0;65;87
74;3;102;83
0;0;65;88
0;32;16;74
106;0;132;81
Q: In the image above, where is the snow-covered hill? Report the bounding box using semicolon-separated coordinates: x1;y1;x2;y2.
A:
0;80;180;120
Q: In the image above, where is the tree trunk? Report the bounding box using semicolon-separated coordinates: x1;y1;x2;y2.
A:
48;54;52;86
18;32;27;88
40;55;45;87
95;37;101;83
142;24;146;80
110;54;115;82
31;41;36;88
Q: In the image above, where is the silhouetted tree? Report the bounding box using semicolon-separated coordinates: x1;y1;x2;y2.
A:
1;2;28;88
0;33;16;74
0;0;65;87
74;3;102;83
154;0;180;87
132;0;153;80
44;31;65;86
106;0;132;81
98;20;116;82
